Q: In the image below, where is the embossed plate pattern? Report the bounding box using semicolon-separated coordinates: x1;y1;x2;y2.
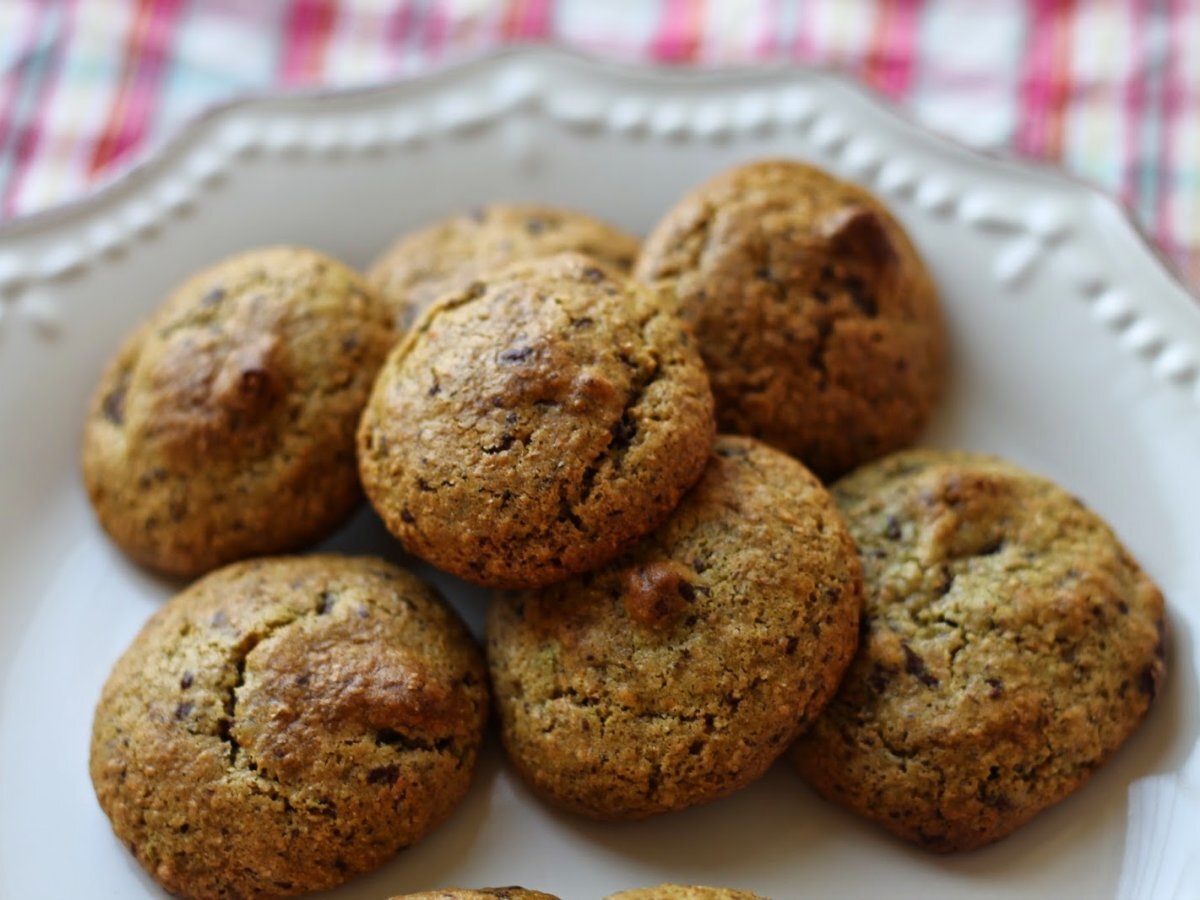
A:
0;48;1197;899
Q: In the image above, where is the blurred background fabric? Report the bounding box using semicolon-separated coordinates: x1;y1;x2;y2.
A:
0;0;1197;288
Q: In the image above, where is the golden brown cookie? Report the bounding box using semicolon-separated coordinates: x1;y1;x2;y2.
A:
606;887;766;900
390;890;559;900
791;450;1167;852
358;252;715;589
368;204;640;330
81;247;395;577
487;435;862;820
90;555;488;900
635;159;946;480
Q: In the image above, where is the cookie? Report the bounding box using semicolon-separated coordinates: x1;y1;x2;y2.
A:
390;890;559;900
487;435;862;820
635;159;946;480
358;252;715;589
81;247;395;577
606;887;766;900
791;450;1167;852
90;555;488;899
368;204;640;330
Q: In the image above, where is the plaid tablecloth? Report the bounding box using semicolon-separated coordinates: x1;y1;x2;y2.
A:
1;0;1197;289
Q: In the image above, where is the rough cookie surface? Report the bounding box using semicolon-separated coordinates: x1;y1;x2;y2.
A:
635;159;946;479
90;556;488;900
606;887;766;900
81;247;395;576
368;204;640;330
487;436;862;820
791;450;1167;851
358;252;716;589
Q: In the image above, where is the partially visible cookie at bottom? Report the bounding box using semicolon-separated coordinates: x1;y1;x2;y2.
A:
390;889;560;900
791;450;1167;852
90;555;488;900
605;886;767;900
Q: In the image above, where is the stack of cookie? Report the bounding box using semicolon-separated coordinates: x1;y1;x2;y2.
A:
81;160;1167;900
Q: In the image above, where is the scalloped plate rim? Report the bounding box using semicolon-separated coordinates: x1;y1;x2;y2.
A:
0;44;1194;314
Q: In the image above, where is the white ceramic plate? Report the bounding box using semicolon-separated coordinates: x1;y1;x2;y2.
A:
0;48;1197;900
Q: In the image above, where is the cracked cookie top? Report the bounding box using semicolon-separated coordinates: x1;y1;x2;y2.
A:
368;203;640;331
81;246;395;577
358;252;716;589
635;159;946;480
486;436;862;820
89;555;488;900
791;450;1167;852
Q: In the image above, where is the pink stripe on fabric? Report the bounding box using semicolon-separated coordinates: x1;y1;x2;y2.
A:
420;0;451;59
104;0;186;176
1017;0;1054;155
385;0;415;66
279;0;338;84
1119;0;1147;206
650;0;699;63
512;0;553;39
0;3;45;154
755;0;780;57
3;0;74;213
879;0;920;99
791;0;816;62
88;0;178;177
1156;0;1183;243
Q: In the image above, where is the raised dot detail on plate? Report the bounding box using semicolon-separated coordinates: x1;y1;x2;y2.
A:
345;118;385;151
1092;290;1135;331
156;179;193;214
184;146;226;185
386;113;420;146
690;102;731;139
993;237;1042;288
0;254;27;292
840;138;879;176
1121;320;1165;358
36;245;85;280
731;94;771;133
609;98;648;134
263;120;304;152
958;192;1025;233
810;115;846;153
306;121;344;154
774;88;815;127
1155;346;1197;384
1052;247;1107;297
436;96;490;134
648;102;689;139
122;200;159;237
876;159;917;197
546;93;605;128
218;119;259;157
86;220;125;258
19;293;61;337
492;67;539;114
1026;202;1071;242
914;177;956;215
